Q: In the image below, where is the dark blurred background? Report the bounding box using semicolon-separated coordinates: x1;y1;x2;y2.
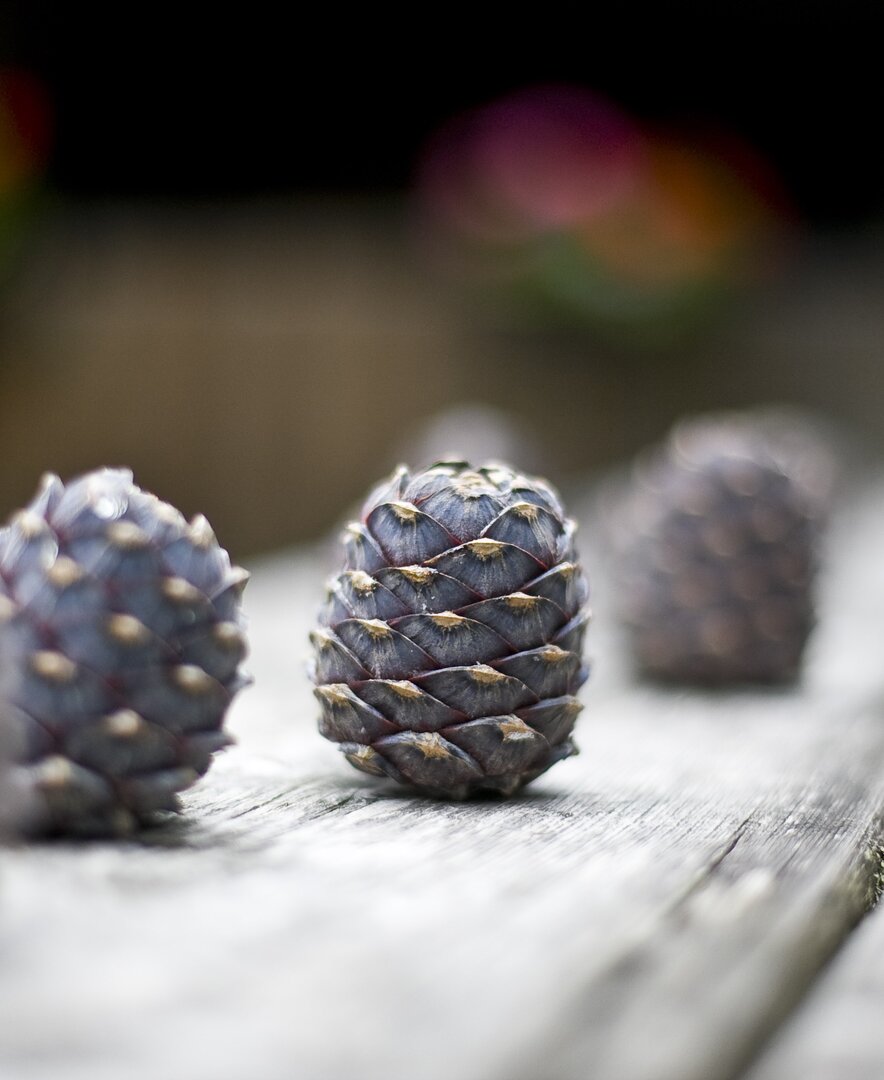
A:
0;9;881;555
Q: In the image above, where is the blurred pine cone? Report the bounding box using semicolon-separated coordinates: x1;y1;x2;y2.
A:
0;469;249;837
311;460;589;798
616;412;833;685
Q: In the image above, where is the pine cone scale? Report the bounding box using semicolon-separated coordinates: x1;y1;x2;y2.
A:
411;665;538;716
458;594;567;652
373;730;484;789
425;540;545;599
388;613;509;668
494;646;584;699
441;715;550;777
517;697;582;744
333;618;436;680
374;566;479;614
356;677;466;729
365;503;457;564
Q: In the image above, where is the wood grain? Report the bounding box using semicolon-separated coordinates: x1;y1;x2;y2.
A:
0;481;882;1080
746;884;884;1080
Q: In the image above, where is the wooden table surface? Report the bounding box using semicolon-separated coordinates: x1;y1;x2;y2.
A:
1;479;883;1080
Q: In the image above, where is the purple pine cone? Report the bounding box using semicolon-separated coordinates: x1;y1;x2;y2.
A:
311;460;589;798
617;413;832;685
0;469;249;837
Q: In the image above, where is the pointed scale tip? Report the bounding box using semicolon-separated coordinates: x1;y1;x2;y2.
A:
228;670;254;693
107;521;150;550
36;472;65;505
26;472;65;520
162;576;204;605
31;650;77;682
96;466;135;484
103;709;145;737
188;514;217;549
228;566;250;591
10;510;47;538
38;471;63;491
47;556;85;588
36;755;74;788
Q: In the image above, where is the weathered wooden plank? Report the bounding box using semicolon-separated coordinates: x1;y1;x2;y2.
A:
503;757;884;1080
745;861;884;1080
0;482;882;1080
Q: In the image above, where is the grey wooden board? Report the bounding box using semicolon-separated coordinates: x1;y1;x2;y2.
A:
746;866;884;1080
1;481;883;1080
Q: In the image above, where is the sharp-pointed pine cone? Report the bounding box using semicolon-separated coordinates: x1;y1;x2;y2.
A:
0;469;249;837
617;413;832;684
311;460;589;798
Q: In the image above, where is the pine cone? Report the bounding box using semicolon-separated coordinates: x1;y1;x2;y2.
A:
617;413;831;685
0;469;249;837
311;460;589;798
